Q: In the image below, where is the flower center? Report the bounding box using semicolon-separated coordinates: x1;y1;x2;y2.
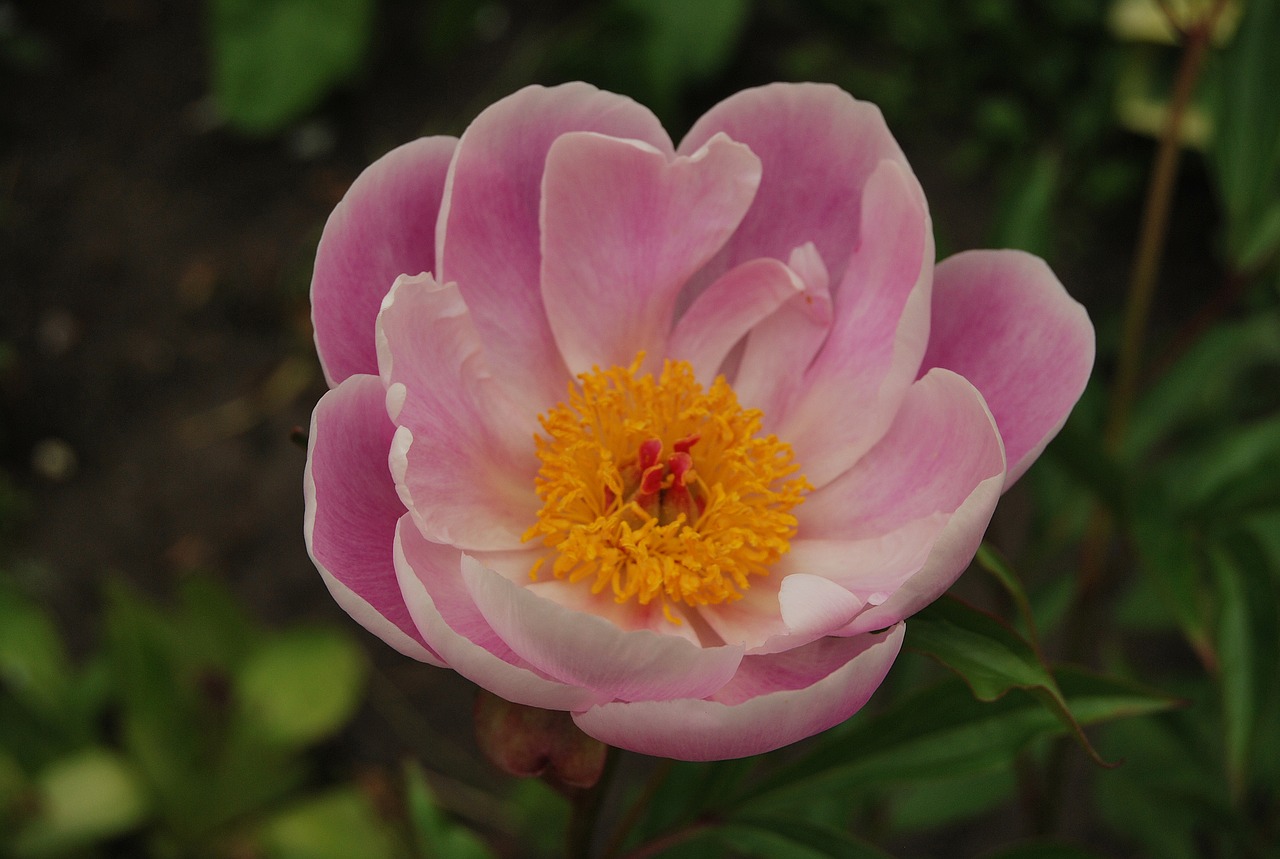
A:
523;354;809;620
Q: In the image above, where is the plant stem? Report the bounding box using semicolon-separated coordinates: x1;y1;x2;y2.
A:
568;747;620;859
1076;0;1229;599
601;759;675;859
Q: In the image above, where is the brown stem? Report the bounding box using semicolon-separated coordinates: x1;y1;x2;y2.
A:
1077;0;1229;599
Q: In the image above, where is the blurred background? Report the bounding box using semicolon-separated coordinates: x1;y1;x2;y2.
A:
2;1;1277;857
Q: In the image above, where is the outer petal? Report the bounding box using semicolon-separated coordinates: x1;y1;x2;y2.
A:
541;132;761;374
463;557;743;702
312;136;456;385
377;273;539;551
436;83;673;412
395;517;604;711
773;160;933;486
573;625;905;760
666;257;805;382
922;250;1095;487
304;374;442;665
679;82;909;286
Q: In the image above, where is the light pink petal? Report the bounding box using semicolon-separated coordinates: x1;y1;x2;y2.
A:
573;625;904;760
699;570;865;656
679;83;909;287
773;160;933;486
732;242;833;419
922;250;1095;487
376;273;539;551
394;517;604;711
800;368;1006;541
312;136;457;386
540;132;761;374
304;375;442;664
462;557;744;702
437;83;672;412
666;257;804;382
526;579;704;647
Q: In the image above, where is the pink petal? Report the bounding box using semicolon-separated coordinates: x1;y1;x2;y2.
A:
572;625;904;760
394;517;604;711
436;83;672;412
376;273;540;551
679;83;909;287
666;257;804;382
462;557;744;702
312;136;457;386
774;160;934;486
540;132;761;375
304;374;441;665
800;368;1006;541
922;250;1095;487
698;570;865;656
732;242;833;419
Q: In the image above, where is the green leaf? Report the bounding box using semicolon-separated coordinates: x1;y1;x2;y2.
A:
887;766;1015;833
980;843;1108;859
741;669;1176;810
404;760;496;859
210;0;374;135
0;585;70;713
235;627;365;748
1208;0;1280;270
1209;534;1279;796
9;748;150;857
905;596;1110;765
619;0;748;114
714;816;895;859
253;787;399;859
988;149;1060;258
1125;312;1280;462
976;544;1040;644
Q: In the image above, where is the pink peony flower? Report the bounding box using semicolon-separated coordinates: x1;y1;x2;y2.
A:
304;82;1094;761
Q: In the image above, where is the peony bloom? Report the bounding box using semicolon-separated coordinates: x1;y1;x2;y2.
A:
304;82;1094;761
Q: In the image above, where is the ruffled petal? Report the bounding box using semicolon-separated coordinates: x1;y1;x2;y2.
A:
773;160;933;486
312;136;456;385
666;257;804;383
436;83;672;412
679;82;909;286
377;273;539;551
572;625;904;760
699;570;866;656
732;242;833;419
922;250;1095;487
394;517;604;711
304;374;442;664
462;557;744;702
541;132;761;375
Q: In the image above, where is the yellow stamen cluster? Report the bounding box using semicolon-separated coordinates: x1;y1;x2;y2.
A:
523;355;808;620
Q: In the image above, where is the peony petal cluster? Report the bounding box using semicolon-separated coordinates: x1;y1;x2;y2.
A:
304;82;1094;761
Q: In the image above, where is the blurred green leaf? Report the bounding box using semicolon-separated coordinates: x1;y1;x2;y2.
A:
977;544;1040;643
906;596;1109;765
989;149;1060;257
1208;0;1280;271
980;843;1108;859
235;627;365;748
404;760;496;859
620;0;749;114
887;766;1015;833
253;787;398;859
9;748;150;857
0;584;72;716
1125;312;1280;462
1209;533;1279;797
210;0;374;135
741;669;1175;809
713;815;895;858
